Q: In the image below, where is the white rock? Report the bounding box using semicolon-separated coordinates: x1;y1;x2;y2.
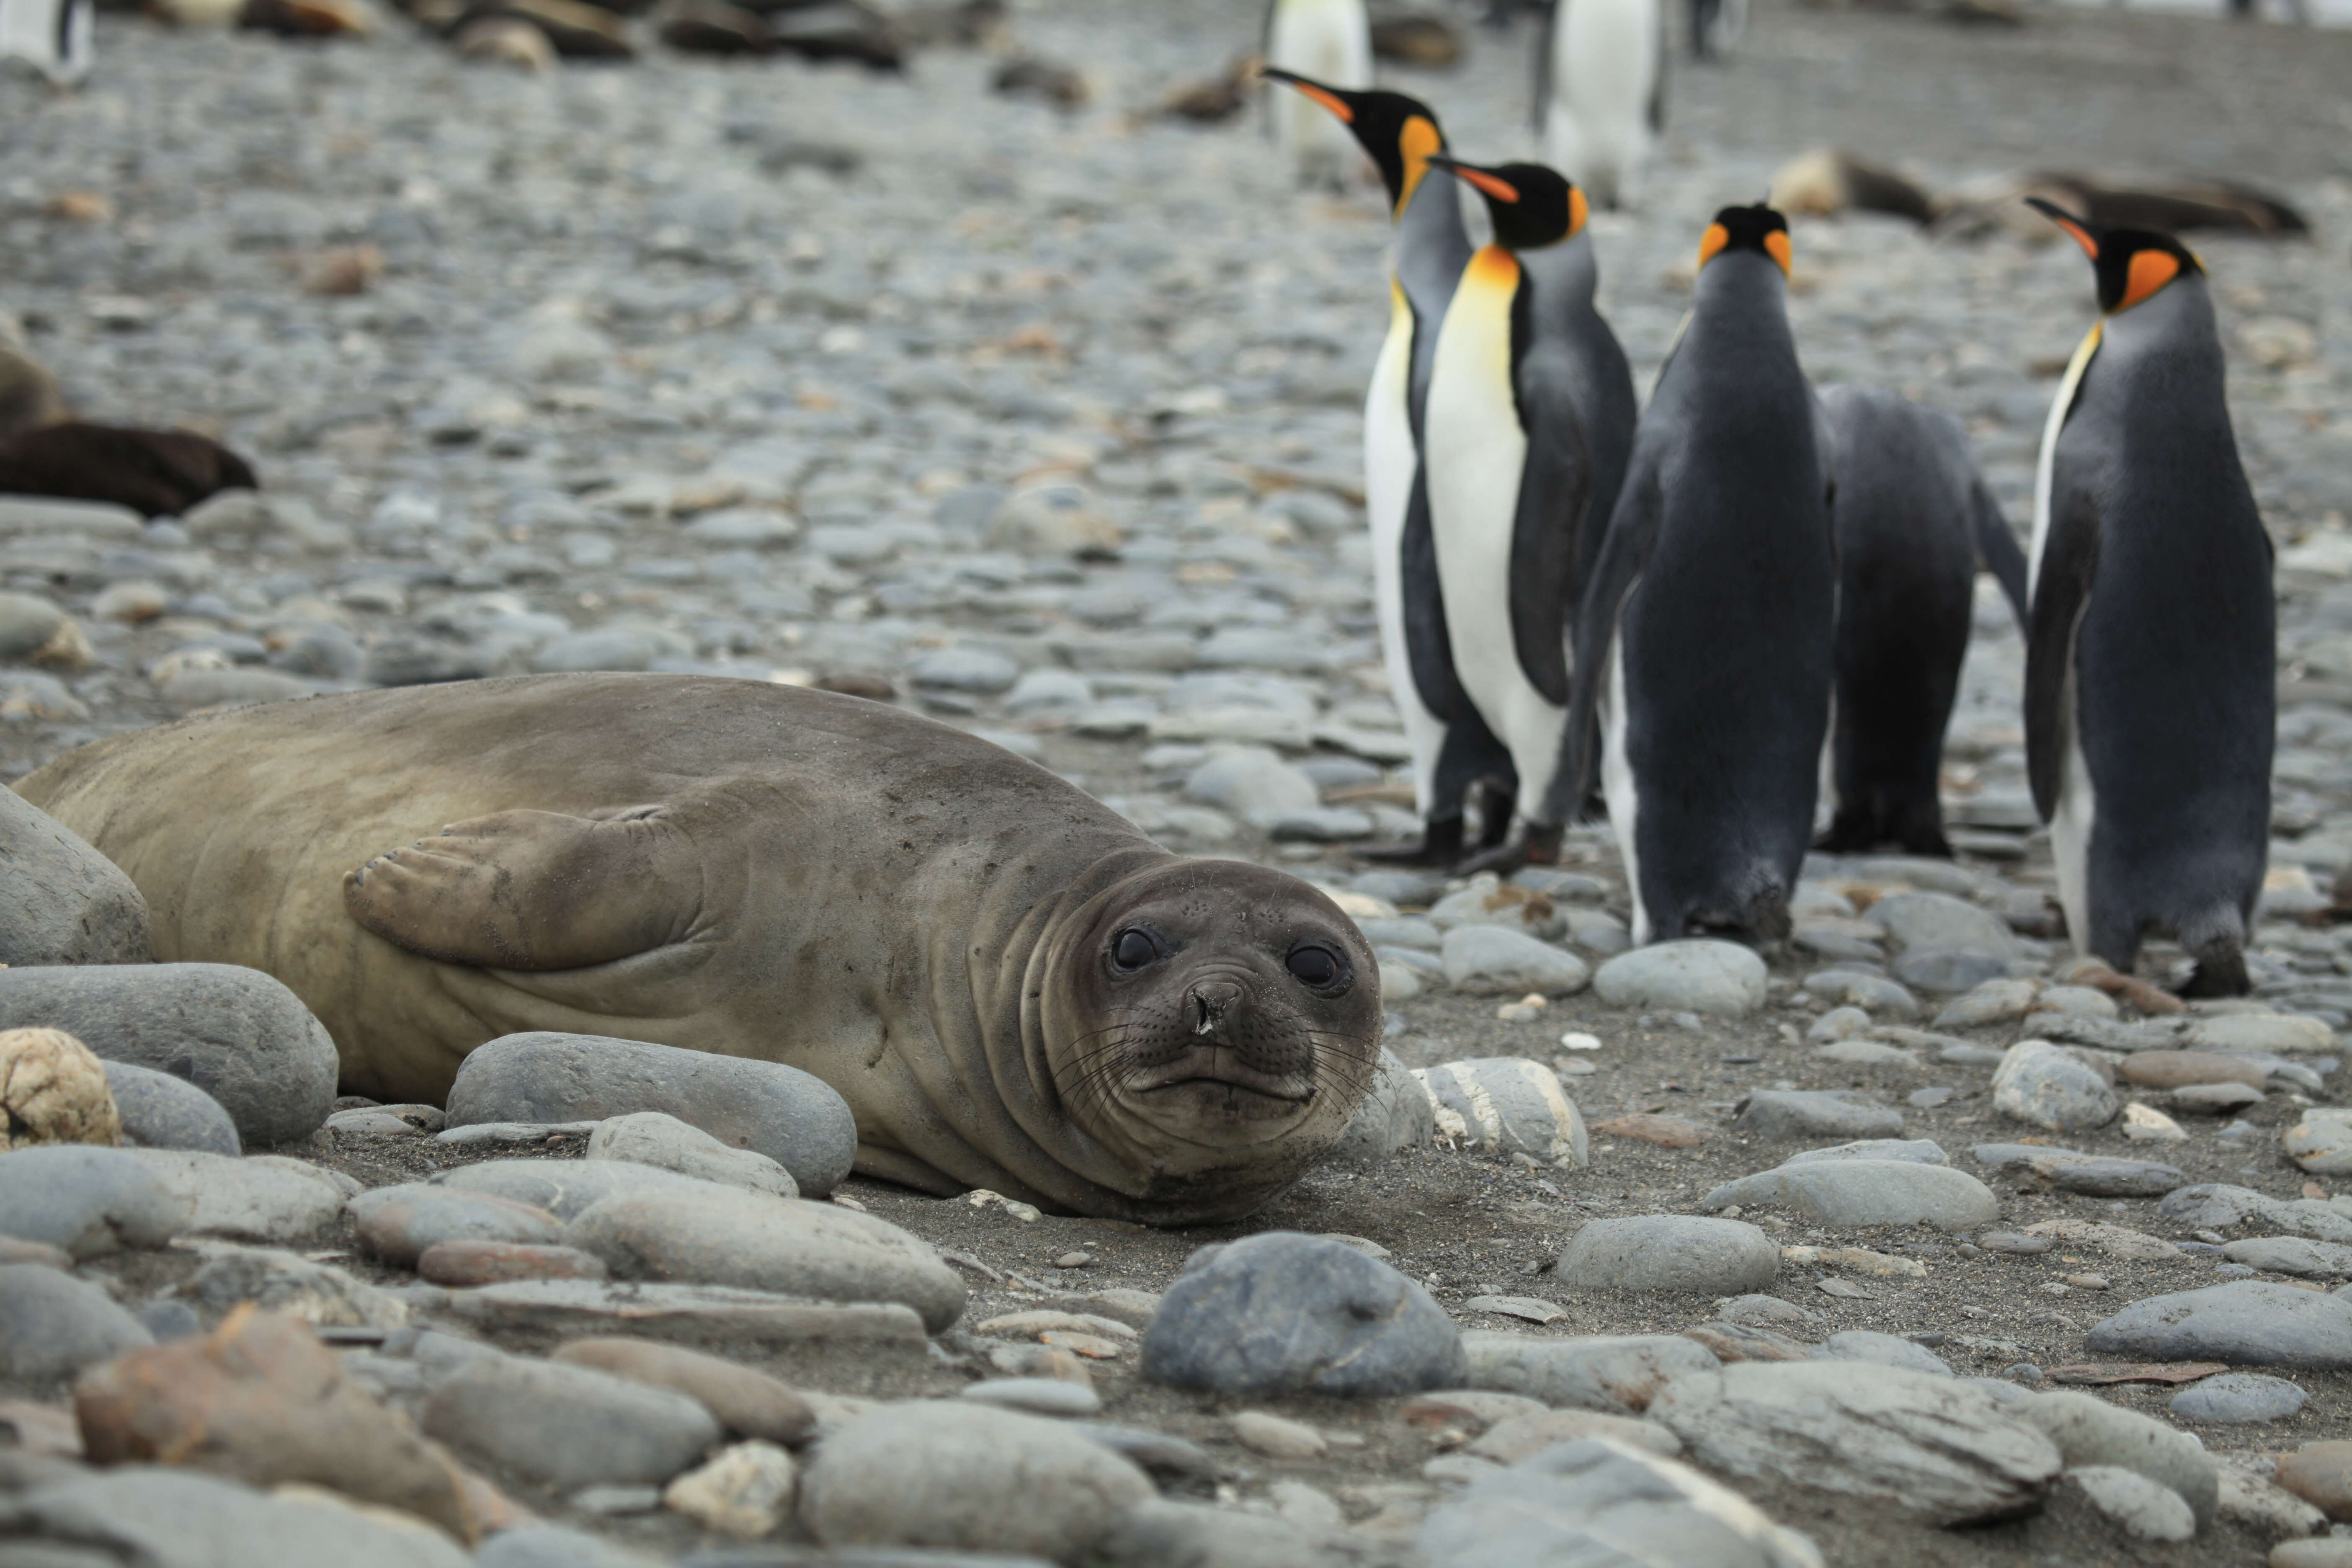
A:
1415;1058;1589;1168
2061;1466;2195;1542
665;1441;796;1538
587;1112;797;1199
1991;1040;2120;1132
1593;941;1768;1018
1440;926;1590;996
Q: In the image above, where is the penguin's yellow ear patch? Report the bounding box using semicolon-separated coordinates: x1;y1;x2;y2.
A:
1696;223;1728;270
1764;230;1792;276
1568;187;1589;237
1400;116;1440;165
2118;249;2179;312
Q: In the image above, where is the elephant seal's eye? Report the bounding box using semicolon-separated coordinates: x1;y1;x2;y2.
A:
1112;928;1158;972
1286;944;1342;989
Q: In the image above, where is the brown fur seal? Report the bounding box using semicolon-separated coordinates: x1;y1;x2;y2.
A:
18;675;1381;1224
0;421;258;519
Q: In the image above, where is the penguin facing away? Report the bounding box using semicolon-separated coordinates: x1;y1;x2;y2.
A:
1555;204;1836;946
1418;156;1638;872
1262;71;1519;867
1815;384;2029;857
1536;0;1667;211
1263;0;1376;191
1689;0;1746;59
2024;198;2274;997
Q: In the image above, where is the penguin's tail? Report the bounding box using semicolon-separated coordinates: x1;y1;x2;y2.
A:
2174;905;2252;999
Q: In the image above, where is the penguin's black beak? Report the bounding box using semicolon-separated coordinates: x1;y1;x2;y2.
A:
1260;66;1357;125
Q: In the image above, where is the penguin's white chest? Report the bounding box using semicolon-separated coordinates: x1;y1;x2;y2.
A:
1266;0;1373;183
1543;0;1661;205
1364;284;1447;807
1424;248;1565;808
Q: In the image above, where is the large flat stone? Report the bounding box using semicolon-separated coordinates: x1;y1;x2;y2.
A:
441;1280;928;1347
1463;1332;1719;1414
0;788;150;966
2086;1282;2352;1370
1594;942;1769;1019
0;1144;189;1258
563;1186;965;1333
1700;1159;1999;1231
1650;1361;2061;1525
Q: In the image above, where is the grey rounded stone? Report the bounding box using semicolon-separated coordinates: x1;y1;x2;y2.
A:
1439;926;1590;995
1594;941;1768;1018
1429;879;1567;941
960;1377;1103;1416
1779;1138;1947;1166
799;1403;1153;1560
2170;1372;2306;1423
1733;1089;1905;1142
585;1111;797;1198
472;1524;668;1568
0;1468;473;1568
1991;1041;2120;1133
443;1031;857;1196
436;1157;733;1219
423;1355;722;1489
1862;892;2017;956
2061;1467;2195;1542
910;647;1021;694
1462;1332;1719;1414
1890;947;2015;995
1649;1362;2061;1527
0;1145;189;1258
349;1183;564;1268
1811;1330;1952;1377
0;1263;154;1382
0;964;338;1146
119;1150;348;1244
1181;749;1319;823
563;1184;966;1333
1417;1436;1825;1568
2085;1282;2352;1371
1416;1058;1589;1168
1142;1231;1466;1397
0;787;150;965
1327;1048;1436;1165
2012;1389;2216;1527
1559;1217;1778;1295
2222;1235;2352;1281
1700;1159;1999;1231
102;1060;240;1155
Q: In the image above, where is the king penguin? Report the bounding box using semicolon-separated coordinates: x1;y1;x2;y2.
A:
1536;0;1666;211
2024;199;2275;996
1262;0;1376;191
1264;71;1520;867
1816;384;2029;857
1418;156;1637;871
1553;204;1835;945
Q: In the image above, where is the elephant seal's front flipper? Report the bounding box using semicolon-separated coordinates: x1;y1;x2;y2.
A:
344;805;705;970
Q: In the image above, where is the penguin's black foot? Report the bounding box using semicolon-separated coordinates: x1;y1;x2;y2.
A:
1356;816;1465;869
2176;948;2252;999
1450;822;1563;879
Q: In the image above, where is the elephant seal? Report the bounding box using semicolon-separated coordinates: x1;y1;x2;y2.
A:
18;675;1381;1223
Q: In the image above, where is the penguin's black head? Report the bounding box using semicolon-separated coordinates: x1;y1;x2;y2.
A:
1697;203;1792;278
2025;198;2202;315
1259;67;1445;216
1426;157;1587;251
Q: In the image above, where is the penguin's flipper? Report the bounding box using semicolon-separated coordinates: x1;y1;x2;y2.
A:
1400;467;1470;722
2024;476;2102;821
1508;400;1590;707
1972;477;2031;630
1552;454;1663;825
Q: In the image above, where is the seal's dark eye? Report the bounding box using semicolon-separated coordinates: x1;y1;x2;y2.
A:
1287;944;1341;989
1112;928;1157;972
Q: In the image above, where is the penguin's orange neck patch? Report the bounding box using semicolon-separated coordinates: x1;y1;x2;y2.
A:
1567;187;1589;238
2116;249;2179;312
1764;230;1792;277
1695;223;1728;270
1465;246;1521;292
1395;116;1442;215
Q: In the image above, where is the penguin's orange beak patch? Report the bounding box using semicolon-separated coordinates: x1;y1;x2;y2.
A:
1568;186;1589;237
1696;222;1728;269
1764;230;1792;276
1292;83;1353;124
2048;213;2099;261
2118;248;2179;311
1455;166;1521;204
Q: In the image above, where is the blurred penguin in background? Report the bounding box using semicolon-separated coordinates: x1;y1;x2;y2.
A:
0;0;91;83
1689;0;1744;59
1264;0;1376;189
1537;0;1666;210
